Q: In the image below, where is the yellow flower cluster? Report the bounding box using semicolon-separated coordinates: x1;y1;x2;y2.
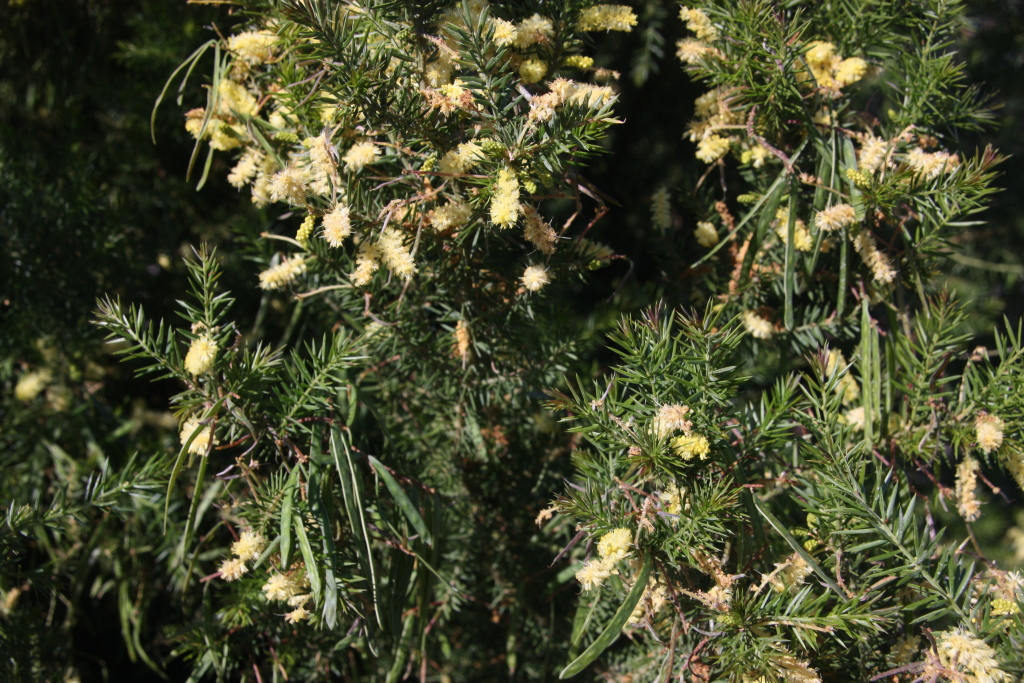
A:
670;434;710;461
490;167;521;227
438;141;484;175
650;188;671;230
803;41;867;91
351;242;382;286
521;264;551;292
514;14;554;48
228;148;262;189
654;404;692;439
231;529;268;561
774;207;813;252
268;166;310;205
378;228;417;281
180;415;215;456
342;141;379;172
322;204;352;246
431;201;473;231
184;335;218;376
935;627;1009;683
680;7;718;41
815;203;857;232
564;55;594;69
227;30;278;64
15;369;52;402
852;231;896;284
489;17;517;47
694;221;718;247
262;568;309;602
217;80;258;118
577;5;637;32
696;134;730;163
976;414;1005;454
522;206;557;254
906;147;960;179
742;310;774;340
576;527;633;590
858;135;890;174
519;59;547;84
955;456;982;522
259;255;308;290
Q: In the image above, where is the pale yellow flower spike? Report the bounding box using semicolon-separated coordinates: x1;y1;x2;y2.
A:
597;528;632;563
490;168;521;227
976;414;1005;454
342;141;380;172
651;188;672;230
956;456;982;522
322;204;352;247
577;5;638;32
180;415;215;456
231;530;267;561
258;255;308;290
184;335;218;375
742;310;774;339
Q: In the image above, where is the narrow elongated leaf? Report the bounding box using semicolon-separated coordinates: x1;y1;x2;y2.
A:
368;455;432;545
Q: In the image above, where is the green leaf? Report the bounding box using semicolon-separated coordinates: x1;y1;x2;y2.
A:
368;455;432;545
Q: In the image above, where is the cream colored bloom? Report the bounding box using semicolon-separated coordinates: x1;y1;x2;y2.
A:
231;530;267;561
15;369;52;402
228;148;262;188
342;141;380;172
775;207;813;251
654;404;692;438
259;255;307;290
576;557;614;590
651;188;672;230
217;80;258;118
597;528;632;563
438;142;484;175
853;232;896;284
522;206;557;254
671;434;711;461
858;135;889;174
956;456;982;522
742;310;773;340
694;221;718;247
936;627;1009;683
184;335;218;375
268;167;309;205
490;168;521;227
834;57;867;86
696;135;729;163
262;573;301;602
680;7;718;41
284;606;310;623
976;414;1005;454
180;416;214;455
564;55;594;69
378;229;417;281
815;203;857;232
228;31;278;64
431;201;473;231
219;558;247;581
519;59;547;84
514;14;553;48
489;18;517;46
521;264;551;292
322;205;352;246
577;5;637;32
351;242;381;286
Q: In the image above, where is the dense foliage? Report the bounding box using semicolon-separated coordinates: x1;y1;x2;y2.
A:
4;1;1024;681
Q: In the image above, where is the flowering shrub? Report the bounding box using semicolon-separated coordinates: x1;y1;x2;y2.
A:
6;0;1024;681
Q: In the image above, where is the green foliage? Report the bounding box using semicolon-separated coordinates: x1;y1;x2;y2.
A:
5;0;1024;681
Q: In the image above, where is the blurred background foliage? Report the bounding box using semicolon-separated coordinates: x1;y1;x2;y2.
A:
2;0;1024;680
